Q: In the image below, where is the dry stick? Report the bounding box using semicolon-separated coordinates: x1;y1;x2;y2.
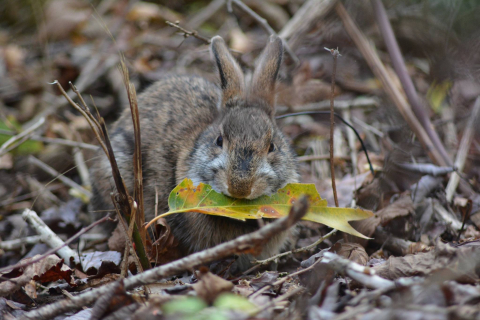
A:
113;197;144;275
0;117;45;157
118;57;150;268
73;146;91;187
250;250;327;300
52;81;108;156
0;215;110;274
276;96;379;115
445;97;480;202
166;21;211;44
28;156;92;200
229;0;299;64
54;80;150;271
255;228;337;266
22;209;78;261
325;47;341;208
297;155;351;162
119;56;146;246
279;0;336;49
0;236;44;251
186;0;225;29
21;197;309;320
335;3;446;167
0;131;98;150
249;286;304;317
370;0;451;166
321;251;394;290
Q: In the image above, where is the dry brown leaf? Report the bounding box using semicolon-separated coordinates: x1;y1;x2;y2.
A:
23;280;36;299
373;241;480;283
0;255;74;297
192;271;234;304
250;271;279;290
333;242;368;266
352;194;414;242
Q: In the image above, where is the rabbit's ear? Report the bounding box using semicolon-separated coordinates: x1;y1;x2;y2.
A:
211;36;245;107
249;35;283;114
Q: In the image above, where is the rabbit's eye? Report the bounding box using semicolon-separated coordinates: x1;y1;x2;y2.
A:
216;135;223;148
268;142;275;153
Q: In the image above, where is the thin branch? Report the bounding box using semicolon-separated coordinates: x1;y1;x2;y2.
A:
0;215;110;274
0;235;44;251
370;0;451;166
0;130;98;150
321;251;394;290
325;47;341;208
297;154;351;162
335;2;446;166
0;117;45;157
166;21;211;44
249;250;327;300
445;97;480;202
277;111;375;176
28;155;92;200
230;0;299;64
22;209;77;261
21;196;309;319
255;228;337;265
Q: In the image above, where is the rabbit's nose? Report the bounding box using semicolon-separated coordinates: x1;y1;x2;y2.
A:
228;180;252;199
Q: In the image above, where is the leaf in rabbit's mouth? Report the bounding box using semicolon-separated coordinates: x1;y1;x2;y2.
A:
145;178;374;239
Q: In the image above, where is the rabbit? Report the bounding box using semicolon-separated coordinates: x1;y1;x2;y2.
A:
88;35;299;270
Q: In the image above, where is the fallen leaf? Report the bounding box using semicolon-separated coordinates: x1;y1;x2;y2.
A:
333;242;368;266
192;271;233;304
146;178;373;239
0;255;75;297
250;271;279;290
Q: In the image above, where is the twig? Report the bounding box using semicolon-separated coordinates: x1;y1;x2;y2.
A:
0;183;63;207
186;0;224;29
0;117;45;157
54;79;150;271
22;209;78;262
73;147;91;187
21;197;309;319
249;286;304;317
343;109;358;175
276;96;379;114
277;111;375;176
255;229;337;266
28;155;92;200
0;215;110;274
0;130;98;150
51;81;108;156
325;47;341;208
229;0;299;64
445;97;480;202
250;250;327;300
0;236;44;251
119;55;149;269
335;2;447;167
370;0;451;166
321;251;394;290
297;155;351;162
166;21;211;44
279;0;337;50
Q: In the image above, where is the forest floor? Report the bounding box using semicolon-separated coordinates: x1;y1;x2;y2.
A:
0;0;480;319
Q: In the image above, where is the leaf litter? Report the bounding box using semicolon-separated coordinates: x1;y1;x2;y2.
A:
0;1;480;319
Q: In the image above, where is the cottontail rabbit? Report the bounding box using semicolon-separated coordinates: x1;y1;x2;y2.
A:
89;35;299;269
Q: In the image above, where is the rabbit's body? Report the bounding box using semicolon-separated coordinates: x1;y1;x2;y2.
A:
89;36;299;268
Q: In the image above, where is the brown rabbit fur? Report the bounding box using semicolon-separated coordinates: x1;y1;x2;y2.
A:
89;35;299;269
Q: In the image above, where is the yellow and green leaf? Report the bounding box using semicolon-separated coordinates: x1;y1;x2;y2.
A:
146;178;373;239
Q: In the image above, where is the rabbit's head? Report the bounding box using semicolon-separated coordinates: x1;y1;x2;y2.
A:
185;35;298;199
